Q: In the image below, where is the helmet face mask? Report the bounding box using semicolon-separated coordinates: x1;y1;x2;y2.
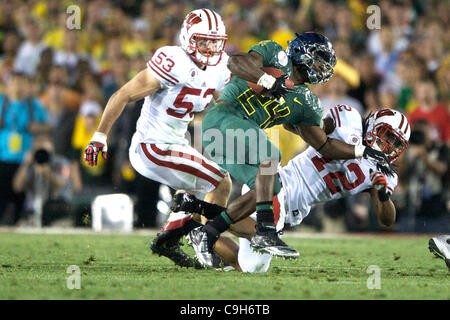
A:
180;9;227;67
287;32;337;84
364;109;410;162
189;34;227;66
368;123;409;162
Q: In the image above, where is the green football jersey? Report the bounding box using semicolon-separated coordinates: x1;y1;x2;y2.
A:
218;40;323;129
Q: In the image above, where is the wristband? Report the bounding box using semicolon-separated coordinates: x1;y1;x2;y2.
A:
92;132;107;144
257;73;277;90
354;145;366;158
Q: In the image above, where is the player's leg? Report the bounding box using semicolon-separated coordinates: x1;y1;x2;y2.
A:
187;112;298;258
248;161;298;257
180;165;298;259
129;139;226;268
142;143;240;270
200;173;242;271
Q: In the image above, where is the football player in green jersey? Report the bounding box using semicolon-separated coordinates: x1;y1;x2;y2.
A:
154;32;392;267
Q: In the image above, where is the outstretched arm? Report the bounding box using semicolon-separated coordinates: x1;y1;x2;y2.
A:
84;69;161;166
370;188;396;227
286;123;361;160
97;69;161;135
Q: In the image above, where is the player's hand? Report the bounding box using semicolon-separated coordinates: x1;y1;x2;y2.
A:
362;146;395;171
269;74;294;99
370;169;390;202
370;170;387;192
84;132;107;166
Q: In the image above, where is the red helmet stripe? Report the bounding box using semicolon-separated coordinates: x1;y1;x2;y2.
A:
201;8;212;30
209;9;219;30
405;121;410;135
399;113;405;132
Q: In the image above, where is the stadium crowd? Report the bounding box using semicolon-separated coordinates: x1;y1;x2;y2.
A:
0;0;448;233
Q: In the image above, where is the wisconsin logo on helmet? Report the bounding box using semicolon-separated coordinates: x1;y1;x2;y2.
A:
364;109;410;162
286;32;337;85
186;13;202;31
180;8;227;66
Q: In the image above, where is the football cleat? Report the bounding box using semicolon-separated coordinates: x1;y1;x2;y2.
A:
250;229;299;259
170;190;199;213
186;226;214;268
150;219;203;269
428;235;450;270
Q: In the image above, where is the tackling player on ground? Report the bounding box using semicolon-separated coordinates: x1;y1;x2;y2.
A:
176;106;409;271
84;9;241;270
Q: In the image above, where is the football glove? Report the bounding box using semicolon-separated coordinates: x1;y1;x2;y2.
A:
267;74;294;99
370;169;390;202
360;146;395;174
84;132;107;166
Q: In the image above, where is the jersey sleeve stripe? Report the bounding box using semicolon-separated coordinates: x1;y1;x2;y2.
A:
150;144;225;179
330;107;337;127
334;106;341;127
149;60;179;83
147;62;177;85
201;8;212;30
140;143;221;187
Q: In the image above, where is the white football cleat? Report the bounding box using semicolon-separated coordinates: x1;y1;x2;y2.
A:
186;226;214;268
428;235;450;270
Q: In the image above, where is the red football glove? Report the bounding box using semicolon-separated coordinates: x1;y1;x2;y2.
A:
370;169;391;202
84;132;107;166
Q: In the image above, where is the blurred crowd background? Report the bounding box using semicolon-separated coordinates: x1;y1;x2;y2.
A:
0;0;448;233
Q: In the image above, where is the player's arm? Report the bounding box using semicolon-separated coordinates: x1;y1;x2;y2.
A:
227;51;265;83
97;69;161;135
84;69;161;166
369;188;396;227
288;123;359;159
285;122;391;166
227;51;292;98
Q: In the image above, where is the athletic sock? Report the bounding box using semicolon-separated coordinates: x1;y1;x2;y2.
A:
256;201;276;232
203;211;233;249
199;201;226;220
190;198;226;219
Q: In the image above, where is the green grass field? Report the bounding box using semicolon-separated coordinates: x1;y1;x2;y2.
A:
0;231;448;300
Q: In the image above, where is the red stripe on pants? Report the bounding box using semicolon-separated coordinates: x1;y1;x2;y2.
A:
141;143;220;187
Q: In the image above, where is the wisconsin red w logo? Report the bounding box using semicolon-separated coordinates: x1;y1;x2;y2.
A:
186;13;202;30
375;109;395;119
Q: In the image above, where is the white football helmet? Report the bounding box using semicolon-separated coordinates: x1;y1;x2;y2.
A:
179;8;227;66
364;109;410;162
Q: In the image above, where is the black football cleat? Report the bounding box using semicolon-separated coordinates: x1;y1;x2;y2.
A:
250;226;299;259
170;190;200;213
150;218;203;269
428;236;450;270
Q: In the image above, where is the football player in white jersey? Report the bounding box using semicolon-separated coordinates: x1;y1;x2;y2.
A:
173;106;410;271
84;9;242;270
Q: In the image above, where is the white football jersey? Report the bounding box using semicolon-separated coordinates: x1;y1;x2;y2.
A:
278;105;398;226
135;46;231;145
